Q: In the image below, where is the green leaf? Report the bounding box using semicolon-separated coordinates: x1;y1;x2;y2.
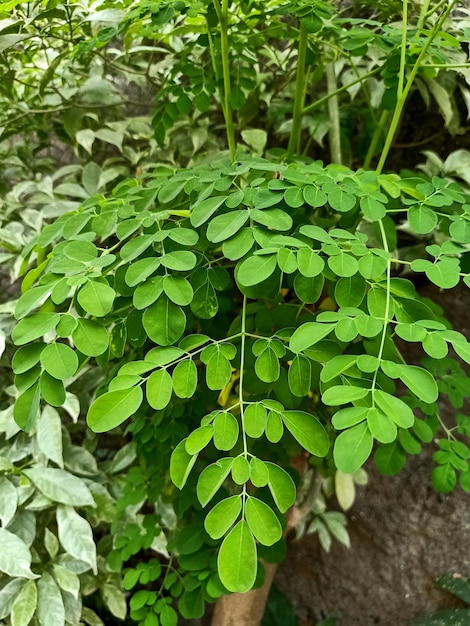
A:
251;209;292;230
15;286;52;320
207;211;249;243
170;440;198;490
303;185;327;207
147;369;173;410
332;407;368;429
244;403;267;438
37;572;64;626
205;351;232;391
294;274;324;304
56;505;97;574
87;386;143;432
0;529;38;579
72;318;108;356
185;426;213;455
23;467;95;506
374;441;406;475
204;496;242;539
451;338;470;365
191;283;219;319
297;248;324;277
266;411;284;443
290;322;335;353
432;463;456;493
245;497;282;546
11;580;37;626
327;189;356;212
223;228;255;261
0;581;26;620
0;477;17;527
77;280;115;317
133;277;164;309
217;521;257;593
360;196;386;221
320;354;357;383
366;407;397;444
265;462;296;513
373;390;414;428
161;251;197;271
250;457;269;487
322;385;369;406
422;333;448;359
281;410;329;456
142;297;186;346
163;275;193;306
196;458;233;506
288;355;312;397
63;240;97;263
14;382;40;431
425;261;460;289
40;371;66;407
52;565;79;599
328;253;359;277
101;584;126;620
334;422;373;474
277;248;298;274
408;205;438;234
358;253;388;279
12;343;45;374
213;412;239;450
232;455;251;484
40;343;78;380
36;406;64;468
255;347;280;383
172;360;198;398
12;313;60;346
237;254;277;287
335;275;366;308
395;364;438;403
125;258;161;287
191;196;227;227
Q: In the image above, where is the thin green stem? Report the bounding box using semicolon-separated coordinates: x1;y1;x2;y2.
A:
326;61;342;164
287;24;309;158
371;220;392;402
363;110;390;170
397;0;408;101
417;0;431;34
376;0;458;174
303;68;380;115
205;16;226;118
239;295;248;458
213;0;236;162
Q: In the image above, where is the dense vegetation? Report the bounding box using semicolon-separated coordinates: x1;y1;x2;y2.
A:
1;0;470;625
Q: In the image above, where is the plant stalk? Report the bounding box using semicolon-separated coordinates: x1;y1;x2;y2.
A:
287;24;308;158
213;0;236;161
326;61;342;164
376;0;458;174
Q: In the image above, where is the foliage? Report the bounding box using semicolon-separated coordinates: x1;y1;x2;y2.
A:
2;0;470;624
414;574;470;625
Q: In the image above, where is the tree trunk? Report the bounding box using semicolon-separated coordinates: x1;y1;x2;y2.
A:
210;562;278;626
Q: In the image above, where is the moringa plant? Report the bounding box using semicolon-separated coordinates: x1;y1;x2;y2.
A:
3;0;470;625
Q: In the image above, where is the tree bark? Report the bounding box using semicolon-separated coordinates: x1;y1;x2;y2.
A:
210;562;278;626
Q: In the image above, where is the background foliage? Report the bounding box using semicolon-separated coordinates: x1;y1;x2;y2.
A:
2;0;470;625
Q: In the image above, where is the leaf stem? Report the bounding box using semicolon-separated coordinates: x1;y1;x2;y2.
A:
326;61;342;164
239;295;248;458
213;0;236;162
376;0;458;175
287;24;308;158
371;220;392;403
